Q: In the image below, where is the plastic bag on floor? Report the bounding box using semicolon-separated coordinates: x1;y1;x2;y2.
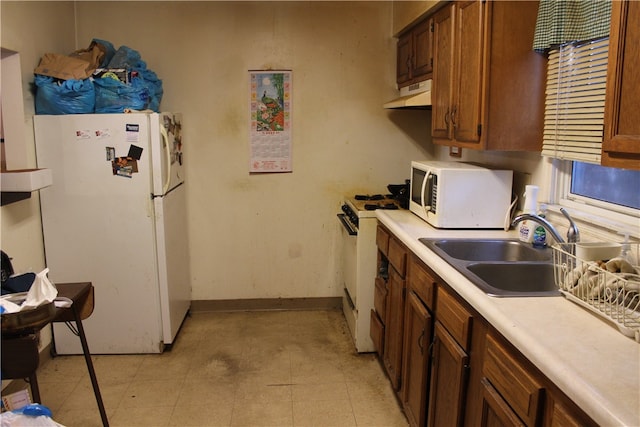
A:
0;404;65;426
0;412;65;426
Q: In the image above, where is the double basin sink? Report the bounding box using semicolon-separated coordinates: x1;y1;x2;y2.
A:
420;238;560;297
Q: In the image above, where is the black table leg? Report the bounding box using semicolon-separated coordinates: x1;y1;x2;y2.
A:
28;373;41;404
72;305;109;427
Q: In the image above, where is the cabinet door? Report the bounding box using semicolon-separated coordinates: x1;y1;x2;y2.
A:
370;309;385;356
383;266;406;390
483;334;543;426
545;395;598;427
376;225;390;256
480;378;526;427
388;236;407;276
432;3;455;141
413;17;434;79
397;31;413;85
602;0;640;169
453;0;484;144
427;322;469;427
402;291;433;427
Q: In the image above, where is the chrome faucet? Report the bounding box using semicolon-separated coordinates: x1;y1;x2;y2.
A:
511;207;580;244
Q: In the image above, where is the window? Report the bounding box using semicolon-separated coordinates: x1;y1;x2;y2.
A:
542;37;608;162
569;162;640;211
543;39;639;230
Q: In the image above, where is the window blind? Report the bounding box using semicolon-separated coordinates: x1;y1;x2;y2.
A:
542;37;608;163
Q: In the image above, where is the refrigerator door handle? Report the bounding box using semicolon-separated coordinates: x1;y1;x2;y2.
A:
160;123;172;195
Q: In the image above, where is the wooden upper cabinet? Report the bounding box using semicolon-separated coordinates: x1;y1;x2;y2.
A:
431;1;545;151
452;0;484;144
413;18;434;79
432;3;455;140
602;0;640;169
397;32;413;85
397;17;434;87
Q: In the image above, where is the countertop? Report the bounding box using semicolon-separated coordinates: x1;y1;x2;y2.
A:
376;210;640;427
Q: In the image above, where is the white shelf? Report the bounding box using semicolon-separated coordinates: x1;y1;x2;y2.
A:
1;168;52;192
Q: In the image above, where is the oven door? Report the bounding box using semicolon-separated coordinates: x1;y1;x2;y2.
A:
338;213;358;308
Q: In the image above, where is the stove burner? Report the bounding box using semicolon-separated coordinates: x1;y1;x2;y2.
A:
355;194;385;201
364;203;399;211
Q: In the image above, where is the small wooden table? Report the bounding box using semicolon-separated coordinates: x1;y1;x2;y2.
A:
1;282;108;427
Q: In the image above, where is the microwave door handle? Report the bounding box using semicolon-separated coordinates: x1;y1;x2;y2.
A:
421;171;432;212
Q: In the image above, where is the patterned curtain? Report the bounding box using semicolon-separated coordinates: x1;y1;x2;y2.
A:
533;0;612;51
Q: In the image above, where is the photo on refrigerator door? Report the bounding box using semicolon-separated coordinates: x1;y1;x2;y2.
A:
162;114;183;166
111;156;138;178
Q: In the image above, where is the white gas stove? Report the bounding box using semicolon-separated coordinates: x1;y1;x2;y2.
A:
337;194;403;353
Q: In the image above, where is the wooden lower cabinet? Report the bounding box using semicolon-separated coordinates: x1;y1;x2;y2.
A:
427;321;469;427
478;332;597;427
481;334;543;426
545;396;598;427
370;309;384;355
373;223;597;427
383;265;406;390
401;256;437;427
401;291;433;427
480;378;526;427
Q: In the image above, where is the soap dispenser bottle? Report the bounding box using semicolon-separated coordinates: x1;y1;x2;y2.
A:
532;204;548;248
518;185;538;244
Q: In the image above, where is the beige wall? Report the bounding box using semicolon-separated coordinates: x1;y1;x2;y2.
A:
392;0;440;35
1;1;76;356
69;1;435;301
1;1;543;305
1;1;75;279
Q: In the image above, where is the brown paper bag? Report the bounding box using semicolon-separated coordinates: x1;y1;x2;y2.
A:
34;53;95;80
70;41;106;70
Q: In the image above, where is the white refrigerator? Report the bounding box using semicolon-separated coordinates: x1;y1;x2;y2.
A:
34;112;190;354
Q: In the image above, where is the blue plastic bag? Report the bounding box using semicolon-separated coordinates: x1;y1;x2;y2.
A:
108;46;146;70
94;75;149;113
138;68;163;112
92;38;116;67
34;75;95;114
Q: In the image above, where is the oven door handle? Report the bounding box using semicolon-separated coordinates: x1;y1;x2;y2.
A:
337;213;357;236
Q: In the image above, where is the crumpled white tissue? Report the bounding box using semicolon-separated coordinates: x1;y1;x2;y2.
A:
22;268;58;309
0;269;58;313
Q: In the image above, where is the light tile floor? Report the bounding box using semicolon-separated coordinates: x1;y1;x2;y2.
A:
33;310;409;426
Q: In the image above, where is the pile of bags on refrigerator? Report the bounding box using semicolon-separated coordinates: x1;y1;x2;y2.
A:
34;39;163;114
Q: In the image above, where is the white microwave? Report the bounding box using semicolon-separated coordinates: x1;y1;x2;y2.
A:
409;161;513;229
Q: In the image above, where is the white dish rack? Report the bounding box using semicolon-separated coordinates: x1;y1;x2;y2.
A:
552;243;640;342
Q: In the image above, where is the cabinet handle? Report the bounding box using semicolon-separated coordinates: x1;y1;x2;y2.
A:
451;106;458;129
444;108;450;127
418;328;425;354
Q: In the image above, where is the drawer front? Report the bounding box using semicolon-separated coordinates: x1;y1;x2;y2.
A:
374;276;388;324
435;287;472;351
483;334;543;427
408;257;435;310
370;309;385;355
376;225;390;256
388;236;407;276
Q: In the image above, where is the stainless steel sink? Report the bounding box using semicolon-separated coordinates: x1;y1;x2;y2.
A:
424;238;551;262
419;238;560;297
466;262;558;296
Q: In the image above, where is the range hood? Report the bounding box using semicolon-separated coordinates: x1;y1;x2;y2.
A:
384;79;432;109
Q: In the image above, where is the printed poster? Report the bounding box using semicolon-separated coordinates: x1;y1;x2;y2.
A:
249;70;292;173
